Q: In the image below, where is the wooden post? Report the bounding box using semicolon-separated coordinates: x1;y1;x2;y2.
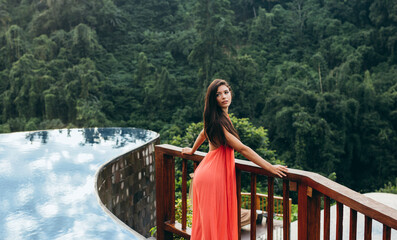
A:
298;183;308;240
250;173;257;240
336;202;343;240
182;158;187;230
307;189;321;240
350;209;357;240
236;170;242;240
324;196;330;240
168;154;176;225
155;149;174;240
289;199;292;223
365;216;372;240
383;225;391;240
268;177;274;240
283;180;290;240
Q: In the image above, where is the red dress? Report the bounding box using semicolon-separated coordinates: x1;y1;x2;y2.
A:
191;145;238;240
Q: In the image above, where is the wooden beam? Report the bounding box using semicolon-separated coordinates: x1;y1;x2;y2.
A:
298;183;308;240
268;177;274;240
250;173;257;240
283;180;290;240
182;158;187;230
164;221;191;239
323;196;330;240
236;170;242;240
308;189;321;240
167;154;176;225
336;202;343;240
155;149;174;240
290;181;297;191
365;216;372;240
350;209;357;240
383;224;391;240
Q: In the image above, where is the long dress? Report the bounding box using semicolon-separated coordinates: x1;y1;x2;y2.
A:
191;144;238;240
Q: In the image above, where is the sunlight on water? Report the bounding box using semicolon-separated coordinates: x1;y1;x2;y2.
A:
0;128;158;240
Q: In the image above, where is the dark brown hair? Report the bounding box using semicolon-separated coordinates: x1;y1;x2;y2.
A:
203;79;240;147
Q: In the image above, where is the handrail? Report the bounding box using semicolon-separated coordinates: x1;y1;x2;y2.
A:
155;144;397;240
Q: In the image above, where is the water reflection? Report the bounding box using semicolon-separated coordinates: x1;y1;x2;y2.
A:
0;128;158;240
24;128;154;148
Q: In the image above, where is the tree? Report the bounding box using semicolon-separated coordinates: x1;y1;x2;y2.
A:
188;0;237;88
0;0;10;30
4;25;26;66
1;0;397;194
32;34;57;61
76;97;110;127
5;54;48;119
70;23;101;59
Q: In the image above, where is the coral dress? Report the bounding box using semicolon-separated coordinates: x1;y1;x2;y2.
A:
191;145;238;240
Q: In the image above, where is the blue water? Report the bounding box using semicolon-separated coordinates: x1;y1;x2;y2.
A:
0;128;158;240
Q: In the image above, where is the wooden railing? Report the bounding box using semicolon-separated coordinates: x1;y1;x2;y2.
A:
155;144;397;240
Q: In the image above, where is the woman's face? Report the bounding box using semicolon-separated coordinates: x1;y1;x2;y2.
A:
216;85;232;110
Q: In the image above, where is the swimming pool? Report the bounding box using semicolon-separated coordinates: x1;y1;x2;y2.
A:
0;128;158;239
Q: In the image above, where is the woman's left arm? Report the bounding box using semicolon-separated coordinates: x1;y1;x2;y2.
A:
223;128;288;178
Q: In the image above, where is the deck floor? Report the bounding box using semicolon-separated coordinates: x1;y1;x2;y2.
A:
241;218;284;240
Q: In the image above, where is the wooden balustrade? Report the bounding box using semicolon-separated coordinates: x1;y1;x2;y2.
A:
240;192;292;221
155;144;397;240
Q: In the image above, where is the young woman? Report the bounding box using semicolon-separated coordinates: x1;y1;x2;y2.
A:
182;79;288;239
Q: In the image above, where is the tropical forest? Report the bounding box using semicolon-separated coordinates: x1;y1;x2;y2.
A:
0;0;396;195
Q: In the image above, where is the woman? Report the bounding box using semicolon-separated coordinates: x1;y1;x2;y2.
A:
182;79;288;239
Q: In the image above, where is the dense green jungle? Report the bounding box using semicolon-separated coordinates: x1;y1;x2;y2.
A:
0;0;396;194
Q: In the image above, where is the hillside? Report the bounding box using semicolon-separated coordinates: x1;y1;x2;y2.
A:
0;0;396;192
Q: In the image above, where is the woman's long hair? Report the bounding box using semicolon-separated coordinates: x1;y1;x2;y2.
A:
204;79;240;147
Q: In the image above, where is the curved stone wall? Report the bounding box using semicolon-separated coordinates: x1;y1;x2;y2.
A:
96;136;160;238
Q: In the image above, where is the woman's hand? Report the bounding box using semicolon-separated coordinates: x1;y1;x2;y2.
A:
270;165;288;178
182;147;194;155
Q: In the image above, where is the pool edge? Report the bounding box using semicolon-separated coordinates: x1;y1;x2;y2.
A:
94;130;160;239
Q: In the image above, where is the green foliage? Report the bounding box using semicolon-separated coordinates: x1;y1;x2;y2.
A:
76;98;110;127
377;178;397;194
175;198;193;228
188;0;238;88
4;25;26;65
0;123;10;133
1;0;397;194
290;203;298;222
230;114;281;164
169;121;205;150
150;198;193;239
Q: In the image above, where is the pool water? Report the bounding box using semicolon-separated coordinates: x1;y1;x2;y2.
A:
0;128;158;240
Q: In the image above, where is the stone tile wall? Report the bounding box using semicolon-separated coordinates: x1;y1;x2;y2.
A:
96;138;160;238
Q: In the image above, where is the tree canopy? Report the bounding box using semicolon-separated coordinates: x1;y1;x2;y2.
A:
0;0;396;192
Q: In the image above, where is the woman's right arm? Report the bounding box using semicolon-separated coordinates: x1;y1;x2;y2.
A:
182;129;206;155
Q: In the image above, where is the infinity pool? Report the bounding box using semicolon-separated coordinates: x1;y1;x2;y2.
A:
0;128;158;240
